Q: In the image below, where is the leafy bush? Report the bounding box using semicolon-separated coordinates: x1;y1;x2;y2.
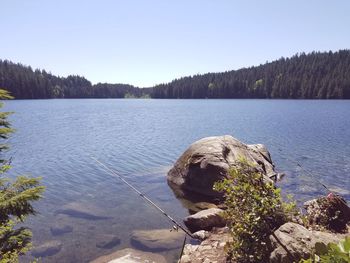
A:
300;236;350;263
213;158;297;263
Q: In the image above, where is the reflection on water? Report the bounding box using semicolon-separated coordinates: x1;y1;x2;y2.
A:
3;99;350;262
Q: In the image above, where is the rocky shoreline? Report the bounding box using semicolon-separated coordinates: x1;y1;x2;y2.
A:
169;135;350;263
33;135;349;262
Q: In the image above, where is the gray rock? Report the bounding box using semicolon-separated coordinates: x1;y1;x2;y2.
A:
184;208;226;233
90;248;166;263
167;135;276;200
269;222;344;263
31;240;62;258
50;224;73;236
188;202;218;214
96;235;121;249
131;229;185;252
192;230;210;241
55;202;111;220
179;227;231;263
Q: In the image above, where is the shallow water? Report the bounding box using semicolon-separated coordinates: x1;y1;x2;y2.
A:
3;99;350;262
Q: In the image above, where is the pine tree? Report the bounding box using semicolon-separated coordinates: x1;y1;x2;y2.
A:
0;89;45;263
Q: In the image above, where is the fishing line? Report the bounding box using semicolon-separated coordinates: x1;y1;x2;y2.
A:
90;156;194;238
267;140;349;206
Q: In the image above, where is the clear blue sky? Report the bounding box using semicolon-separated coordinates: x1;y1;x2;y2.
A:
1;0;349;87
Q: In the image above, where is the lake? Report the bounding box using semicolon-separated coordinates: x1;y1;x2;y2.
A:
3;99;350;262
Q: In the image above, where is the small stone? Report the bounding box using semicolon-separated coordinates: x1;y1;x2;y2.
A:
192;230;209;240
212;241;219;247
180;255;191;263
219;242;226;247
199;245;212;251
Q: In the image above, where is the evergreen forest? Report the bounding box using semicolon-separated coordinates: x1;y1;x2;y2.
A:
1;50;349;99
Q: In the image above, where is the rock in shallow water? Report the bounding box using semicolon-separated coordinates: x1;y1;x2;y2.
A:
55;202;111;220
31;240;62;257
184;208;226;233
167;135;276;201
96;235;121;249
90;248;166;263
130;229;185;252
50;224;73;236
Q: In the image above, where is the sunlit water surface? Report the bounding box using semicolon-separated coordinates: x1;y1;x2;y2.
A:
4;99;350;262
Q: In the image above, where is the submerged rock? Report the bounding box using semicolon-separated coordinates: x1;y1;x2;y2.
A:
184;208;226;233
50;224;73;236
269;222;344;263
90;248;166;263
31;240;62;258
130;229;185;252
96;235;121;249
167;135;276;201
55;202;111;220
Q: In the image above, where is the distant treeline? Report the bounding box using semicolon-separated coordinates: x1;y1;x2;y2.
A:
153;50;350;99
1;50;350;99
0;61;150;99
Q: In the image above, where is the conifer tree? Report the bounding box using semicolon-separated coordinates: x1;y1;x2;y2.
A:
0;89;45;262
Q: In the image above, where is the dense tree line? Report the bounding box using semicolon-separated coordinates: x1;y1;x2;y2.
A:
0;61;149;99
152;50;350;99
1;50;350;99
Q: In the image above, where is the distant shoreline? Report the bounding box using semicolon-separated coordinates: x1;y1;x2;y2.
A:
2;49;350;99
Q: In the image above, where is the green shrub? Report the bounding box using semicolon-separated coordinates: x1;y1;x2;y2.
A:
214;158;297;263
300;236;350;263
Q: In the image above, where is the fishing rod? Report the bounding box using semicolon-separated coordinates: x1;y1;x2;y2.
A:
90;156;194;238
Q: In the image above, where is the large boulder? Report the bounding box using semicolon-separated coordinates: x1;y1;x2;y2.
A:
269;222;345;263
167;135;276;200
184;208;226;233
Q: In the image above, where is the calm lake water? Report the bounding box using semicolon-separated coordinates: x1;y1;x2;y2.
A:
3;99;350;262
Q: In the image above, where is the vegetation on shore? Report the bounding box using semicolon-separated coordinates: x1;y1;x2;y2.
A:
1;50;349;99
0;89;45;262
213;158;298;262
301;237;350;263
213;158;350;263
